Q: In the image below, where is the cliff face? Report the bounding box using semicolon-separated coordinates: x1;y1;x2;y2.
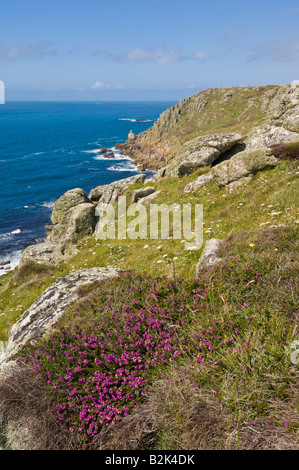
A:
120;85;299;170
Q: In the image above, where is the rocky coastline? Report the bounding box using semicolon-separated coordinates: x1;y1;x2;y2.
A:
0;84;298;450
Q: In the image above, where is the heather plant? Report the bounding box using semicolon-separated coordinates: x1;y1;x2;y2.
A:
13;234;298;449
270;142;299;161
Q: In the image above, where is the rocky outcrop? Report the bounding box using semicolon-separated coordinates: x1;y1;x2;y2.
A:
196;239;222;275
211;147;278;188
89;174;146;203
185;147;278;192
161;133;242;178
97;148;108;154
1;268;119;364
137;190;161;205
103;152;115;159
184;173;214;193
20;242;65;267
117;85;299;171
132;186;156;203
19;189;96;268
245;124;299;150
49;191;96;251
18;176;148;270
128;130;136;142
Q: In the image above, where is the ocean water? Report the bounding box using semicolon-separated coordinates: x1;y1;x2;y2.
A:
0;101;174;272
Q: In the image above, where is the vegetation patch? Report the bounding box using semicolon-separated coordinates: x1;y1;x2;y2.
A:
1;227;297;449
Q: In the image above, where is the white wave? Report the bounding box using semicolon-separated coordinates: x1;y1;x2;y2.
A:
0;229;22;241
93;154;131;162
0;250;22;276
81;148;102;154
118;118;152;122
42;202;55;209
108;163;138;172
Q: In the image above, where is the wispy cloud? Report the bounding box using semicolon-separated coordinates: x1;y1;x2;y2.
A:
222;28;245;43
90;81;124;90
111;48;211;64
0;41;57;60
192;51;211;62
251;36;299;62
112;48;182;64
90;81;105;89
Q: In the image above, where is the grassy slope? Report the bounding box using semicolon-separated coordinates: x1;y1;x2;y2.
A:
0;153;298;450
134;85;281;168
0;159;298;341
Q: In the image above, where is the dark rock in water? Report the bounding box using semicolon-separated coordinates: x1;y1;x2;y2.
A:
0;261;10;266
5;267;11;271
103;152;115;159
37;238;44;243
136;119;147;122
97;148;108;154
114;143;126;150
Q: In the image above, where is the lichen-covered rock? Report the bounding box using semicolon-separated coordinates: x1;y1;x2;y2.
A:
89;174;146;203
211;147;277;187
18;189;96;268
19;242;64;268
132;186;155;203
279;106;299;132
49;202;95;251
185;147;278;192
245;124;299;150
152;167;166;181
196;239;222;275
137;190;160;205
162;132;242;178
48;188;96;252
184;173;214;192
1;268;119;363
51;188;91;225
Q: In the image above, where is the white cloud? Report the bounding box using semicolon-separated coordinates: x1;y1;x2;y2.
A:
117;48;183;64
90;81;125;90
193;51;211;62
112;47;211;65
90;81;105;89
0;41;56;60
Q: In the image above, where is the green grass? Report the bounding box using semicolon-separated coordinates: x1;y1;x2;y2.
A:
0;160;298;341
142;86;277;160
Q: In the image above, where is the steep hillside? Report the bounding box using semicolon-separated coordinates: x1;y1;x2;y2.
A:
119;85;299;170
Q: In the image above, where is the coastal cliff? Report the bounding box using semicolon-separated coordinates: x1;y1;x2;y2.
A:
119;85;299;170
0;85;298;451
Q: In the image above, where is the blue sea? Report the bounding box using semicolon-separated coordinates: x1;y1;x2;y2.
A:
0;101;175;272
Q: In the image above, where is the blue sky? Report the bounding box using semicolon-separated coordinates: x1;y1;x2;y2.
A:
1;0;299;101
